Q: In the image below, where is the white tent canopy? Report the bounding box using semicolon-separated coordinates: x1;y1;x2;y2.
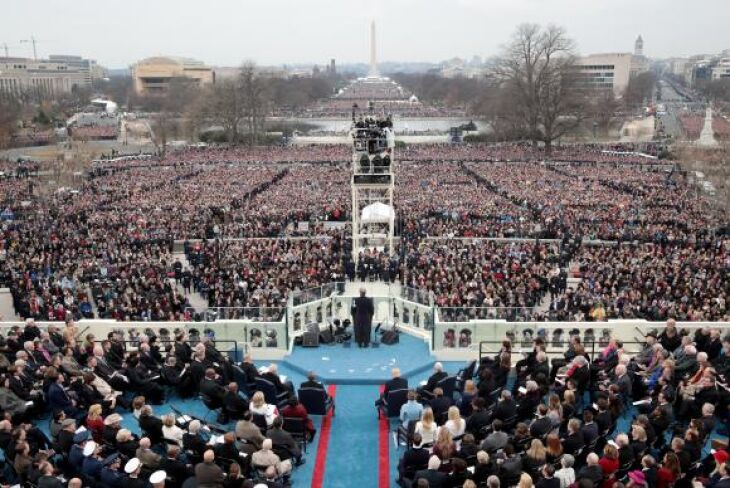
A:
361;202;395;223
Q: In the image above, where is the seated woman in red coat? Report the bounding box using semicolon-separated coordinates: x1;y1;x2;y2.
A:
599;443;620;488
280;396;316;442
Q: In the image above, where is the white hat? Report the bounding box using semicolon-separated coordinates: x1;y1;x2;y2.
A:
149;470;167;484
82;441;97;457
124;458;141;474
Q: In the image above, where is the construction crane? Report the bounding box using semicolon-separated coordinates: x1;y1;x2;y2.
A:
20;36;42;60
0;42;17;58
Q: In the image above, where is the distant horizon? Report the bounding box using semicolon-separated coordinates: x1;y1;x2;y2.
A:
4;0;729;69
51;51;730;73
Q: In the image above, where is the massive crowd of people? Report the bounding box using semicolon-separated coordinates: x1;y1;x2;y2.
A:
0;309;726;487
393;321;730;488
184;237;348;317
0;319;326;487
0;143;726;323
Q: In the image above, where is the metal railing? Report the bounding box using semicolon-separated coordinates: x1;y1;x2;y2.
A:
477;339;652;364
290;282;345;307
437;306;537;322
185;307;285;322
400;286;434;306
94;338;240;362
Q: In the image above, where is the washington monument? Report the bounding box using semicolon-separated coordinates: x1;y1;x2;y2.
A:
368;20;378;78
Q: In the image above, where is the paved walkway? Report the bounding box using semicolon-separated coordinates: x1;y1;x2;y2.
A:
0;289;19;321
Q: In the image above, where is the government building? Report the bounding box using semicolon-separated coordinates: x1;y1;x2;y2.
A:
131;56;214;95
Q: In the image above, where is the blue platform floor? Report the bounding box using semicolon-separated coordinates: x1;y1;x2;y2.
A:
282;333;438;385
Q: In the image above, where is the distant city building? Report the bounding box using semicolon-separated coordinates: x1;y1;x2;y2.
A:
634;35;644;56
214;65;288;81
49;55;106;84
711;58;730;79
574;52;650;96
132;56;214;95
0;56;93;100
440;57;486;78
325;58;337;77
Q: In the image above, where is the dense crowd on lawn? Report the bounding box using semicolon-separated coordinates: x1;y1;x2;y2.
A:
549;239;729;323
0;144;726;323
678;111;730;141
394;322;730;488
184;237;348;318
398;143;663;165
396;162;536;239
466;162;724;242
400;240;563;321
283;103;467;118
90;143;665;172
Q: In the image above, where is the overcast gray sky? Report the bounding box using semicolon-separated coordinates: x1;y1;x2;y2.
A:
2;0;728;68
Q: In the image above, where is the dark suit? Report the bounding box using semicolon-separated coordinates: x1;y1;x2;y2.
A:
424;371;449;393
581;422;599;445
47;383;76;415
239;362;259;384
100;467;124;488
429;395;454;421
596;410;613;433
577;464;603;485
491;399;517;422
382;377;408;398
261;372;290;395
301;379;327;391
562;432;584;455
223;391;249;419
174;341;193;364
129;365;164;403
352;296;374;346
140;352;160;371
537;477;561;488
517;392;541;421
200;377;226;404
466;408;491;439
267;428;301;460
195;461;225;488
530;416;553;438
162;457;191;488
413;468;448;488
138;413;163;444
37;475;65;488
399;447;430;481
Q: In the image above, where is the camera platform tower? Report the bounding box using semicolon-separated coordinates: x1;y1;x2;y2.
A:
350;104;396;263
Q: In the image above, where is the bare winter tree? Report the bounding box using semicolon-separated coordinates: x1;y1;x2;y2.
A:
490;23;587;152
590;89;621;135
0;98;21;149
239;62;269;146
204;79;245;143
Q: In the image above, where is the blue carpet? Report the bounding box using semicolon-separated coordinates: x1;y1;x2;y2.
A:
282;334;438;385
316;385;382;487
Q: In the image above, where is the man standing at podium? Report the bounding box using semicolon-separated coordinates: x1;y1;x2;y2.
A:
352;288;375;348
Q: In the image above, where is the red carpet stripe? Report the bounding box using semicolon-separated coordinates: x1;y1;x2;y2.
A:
378;384;390;488
311;385;337;488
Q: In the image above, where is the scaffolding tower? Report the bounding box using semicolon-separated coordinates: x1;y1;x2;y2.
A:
350;105;396;262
